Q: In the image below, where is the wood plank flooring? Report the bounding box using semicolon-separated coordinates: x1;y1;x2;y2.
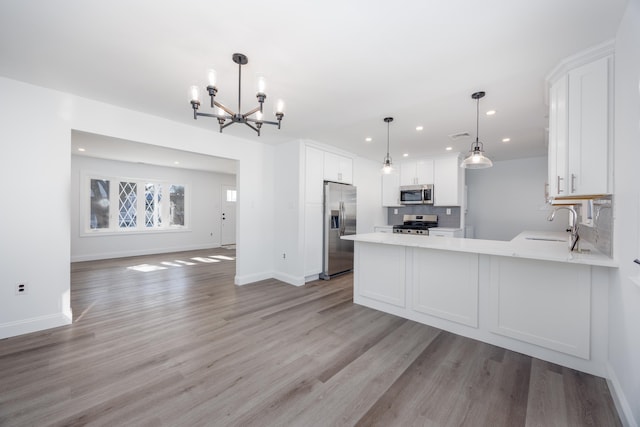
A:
0;248;621;426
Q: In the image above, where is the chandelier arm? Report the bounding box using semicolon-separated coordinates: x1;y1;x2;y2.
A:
246;117;279;126
213;101;235;116
195;112;221;119
244;122;260;134
243;106;262;118
220;121;235;130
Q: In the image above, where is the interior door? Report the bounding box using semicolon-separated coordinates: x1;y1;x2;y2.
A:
221;185;237;246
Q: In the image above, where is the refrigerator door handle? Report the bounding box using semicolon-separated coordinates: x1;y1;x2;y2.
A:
339;201;345;236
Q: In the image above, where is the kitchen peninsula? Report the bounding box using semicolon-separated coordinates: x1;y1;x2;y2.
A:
342;231;617;376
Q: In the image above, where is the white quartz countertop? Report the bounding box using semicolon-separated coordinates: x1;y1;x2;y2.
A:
343;230;617;268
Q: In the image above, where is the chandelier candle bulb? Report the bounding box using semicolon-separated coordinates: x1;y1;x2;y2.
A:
190;85;200;102
207;69;217;87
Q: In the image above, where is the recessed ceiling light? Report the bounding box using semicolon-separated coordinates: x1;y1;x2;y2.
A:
77;147;85;152
174;161;180;165
365;137;372;142
445;147;453;151
486;110;496;116
416;126;423;131
502;137;511;143
403;153;409;157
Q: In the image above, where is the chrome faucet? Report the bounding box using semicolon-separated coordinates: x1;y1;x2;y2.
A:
547;206;579;251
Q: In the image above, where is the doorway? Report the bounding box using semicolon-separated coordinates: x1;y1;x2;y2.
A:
221;184;237;246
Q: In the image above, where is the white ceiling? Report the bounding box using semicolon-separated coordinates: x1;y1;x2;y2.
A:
0;0;628;167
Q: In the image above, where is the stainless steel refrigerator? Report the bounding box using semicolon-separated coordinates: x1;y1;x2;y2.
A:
320;181;357;280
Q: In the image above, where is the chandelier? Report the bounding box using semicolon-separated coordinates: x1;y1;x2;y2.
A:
461;91;493;169
189;53;285;136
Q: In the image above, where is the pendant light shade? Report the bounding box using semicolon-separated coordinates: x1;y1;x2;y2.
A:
461;91;493;169
381;117;394;174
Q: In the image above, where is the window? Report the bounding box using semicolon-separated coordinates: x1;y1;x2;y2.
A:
85;175;187;234
226;189;237;202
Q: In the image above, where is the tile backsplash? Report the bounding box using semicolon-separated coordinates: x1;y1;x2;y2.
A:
576;196;613;257
387;205;461;228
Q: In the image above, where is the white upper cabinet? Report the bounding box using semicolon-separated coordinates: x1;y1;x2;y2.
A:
400;159;434;186
381;173;401;207
548;75;569;197
547;46;612;198
433;155;463;206
323;152;353;184
567;56;611;195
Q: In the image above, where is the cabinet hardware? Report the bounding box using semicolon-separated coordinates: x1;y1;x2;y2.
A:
634;259;640;266
571;173;577;193
557;175;564;194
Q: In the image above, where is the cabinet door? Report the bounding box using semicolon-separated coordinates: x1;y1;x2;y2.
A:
567;57;610;195
323;152;353;184
415;159;434;184
304;202;323;276
433;156;461;206
381;173;401;207
399;161;417;186
305;146;325;204
548;75;569;197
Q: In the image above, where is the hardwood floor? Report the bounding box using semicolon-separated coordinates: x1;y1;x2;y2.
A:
0;249;621;426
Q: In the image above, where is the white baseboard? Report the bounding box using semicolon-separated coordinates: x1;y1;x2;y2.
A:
0;312;72;339
234;271;274;286
273;272;305;287
70;244;221;262
607;362;638;427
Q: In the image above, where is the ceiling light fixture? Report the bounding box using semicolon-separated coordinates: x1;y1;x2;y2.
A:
416;126;424;131
502;137;511;143
189;53;284;136
382;117;394;174
365;137;372;142
486;110;496;116
461;91;493;169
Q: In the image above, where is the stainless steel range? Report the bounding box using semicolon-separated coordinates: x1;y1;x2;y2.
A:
392;214;438;235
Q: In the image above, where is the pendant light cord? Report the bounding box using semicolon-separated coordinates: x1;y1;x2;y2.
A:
386;120;390;157
475;95;480;144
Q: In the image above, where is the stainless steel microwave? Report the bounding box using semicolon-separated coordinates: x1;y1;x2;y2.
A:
400;184;434;205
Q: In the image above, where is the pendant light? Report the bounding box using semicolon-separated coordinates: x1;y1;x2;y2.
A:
461;91;493;169
381;117;394;174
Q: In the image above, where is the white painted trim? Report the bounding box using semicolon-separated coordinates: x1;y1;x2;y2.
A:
70;244;221;262
546;39;615;85
234;271;275;286
607;362;638;427
0;312;72;340
272;272;306;287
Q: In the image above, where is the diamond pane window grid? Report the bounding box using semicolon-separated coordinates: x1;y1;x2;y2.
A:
119;182;137;228
145;183;163;228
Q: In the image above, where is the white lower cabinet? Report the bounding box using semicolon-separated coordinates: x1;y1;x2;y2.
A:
489;257;591;359
357;243;405;307
304;202;323;277
428;228;463;238
352;240;607;374
412;249;478;327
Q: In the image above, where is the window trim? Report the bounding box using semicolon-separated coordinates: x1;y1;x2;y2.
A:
81;172;191;237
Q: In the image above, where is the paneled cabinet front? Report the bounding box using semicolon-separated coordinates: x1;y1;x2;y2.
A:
400;159;434;186
548;54;612;197
323;152;353;184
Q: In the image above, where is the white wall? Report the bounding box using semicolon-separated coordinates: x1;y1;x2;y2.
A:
466;156;565;241
354;156;387;233
70;155;236;261
0;75;275;339
609;2;640;425
273;140;305;283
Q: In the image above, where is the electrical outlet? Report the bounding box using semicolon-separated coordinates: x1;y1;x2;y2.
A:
15;282;27;295
446;208;451;215
394;208;398;215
